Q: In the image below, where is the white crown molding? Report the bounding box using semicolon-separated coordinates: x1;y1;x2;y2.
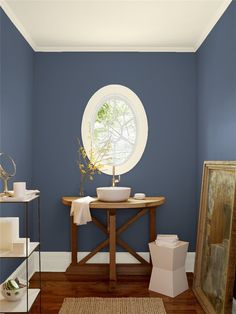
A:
34;45;195;52
194;0;232;51
0;0;37;51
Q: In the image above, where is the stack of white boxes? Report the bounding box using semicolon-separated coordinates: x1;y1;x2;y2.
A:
0;217;30;255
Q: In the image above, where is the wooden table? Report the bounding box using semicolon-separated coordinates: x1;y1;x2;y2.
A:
62;196;165;282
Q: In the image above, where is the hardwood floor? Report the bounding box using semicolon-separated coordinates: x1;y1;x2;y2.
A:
29;272;204;313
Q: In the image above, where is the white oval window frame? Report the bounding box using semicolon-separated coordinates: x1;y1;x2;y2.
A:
81;84;148;175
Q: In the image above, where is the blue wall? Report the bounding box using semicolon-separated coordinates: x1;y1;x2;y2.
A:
33;52;198;252
1;0;236;282
0;8;34;282
197;2;236;184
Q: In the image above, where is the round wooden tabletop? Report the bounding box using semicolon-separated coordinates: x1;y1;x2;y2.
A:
61;196;165;209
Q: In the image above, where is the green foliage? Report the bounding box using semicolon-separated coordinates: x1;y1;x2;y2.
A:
76;136;112;195
96;103;112;123
77;138;102;179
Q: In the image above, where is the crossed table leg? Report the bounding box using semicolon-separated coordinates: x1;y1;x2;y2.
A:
69;207;156;282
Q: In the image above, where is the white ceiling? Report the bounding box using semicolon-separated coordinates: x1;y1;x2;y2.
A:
0;0;232;52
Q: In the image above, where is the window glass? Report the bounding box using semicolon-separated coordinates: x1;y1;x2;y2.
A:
93;96;137;166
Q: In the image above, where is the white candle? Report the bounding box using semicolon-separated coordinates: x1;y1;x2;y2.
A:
0;217;19;251
13;182;26;198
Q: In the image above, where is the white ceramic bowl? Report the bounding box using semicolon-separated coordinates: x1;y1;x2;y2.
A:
97;187;131;202
1;286;26;302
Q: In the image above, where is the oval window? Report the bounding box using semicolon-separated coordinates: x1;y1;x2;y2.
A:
81;85;148;175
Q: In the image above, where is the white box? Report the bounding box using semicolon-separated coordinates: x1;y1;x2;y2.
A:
0;217;19;250
12;238;30;255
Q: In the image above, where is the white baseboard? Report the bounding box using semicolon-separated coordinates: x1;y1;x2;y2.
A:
38;252;151;272
39;251;195;273
3;251;195;285
233;298;236;314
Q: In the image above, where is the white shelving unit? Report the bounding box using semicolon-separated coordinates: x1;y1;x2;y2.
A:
0;242;39;258
0;194;39;203
0;195;41;313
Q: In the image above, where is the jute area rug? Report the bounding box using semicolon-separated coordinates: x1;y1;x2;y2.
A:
59;297;166;314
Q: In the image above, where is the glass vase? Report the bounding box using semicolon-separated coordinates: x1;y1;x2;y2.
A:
79;175;86;197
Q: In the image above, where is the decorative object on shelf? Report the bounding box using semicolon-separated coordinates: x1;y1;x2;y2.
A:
0;152;16;196
193;161;236;314
1;278;27;302
13;182;26;198
0;217;31;255
77;138;108;196
12;238;30;255
134;193;146;200
0;218;19;251
0;189;40;201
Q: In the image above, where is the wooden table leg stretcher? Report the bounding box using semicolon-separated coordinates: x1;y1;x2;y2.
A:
62;197;165;280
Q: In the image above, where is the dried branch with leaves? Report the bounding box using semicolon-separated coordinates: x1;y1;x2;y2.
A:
77;138;111;196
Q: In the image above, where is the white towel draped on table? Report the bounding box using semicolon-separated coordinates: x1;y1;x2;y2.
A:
70;196;96;225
